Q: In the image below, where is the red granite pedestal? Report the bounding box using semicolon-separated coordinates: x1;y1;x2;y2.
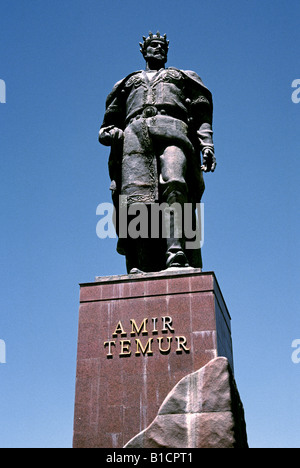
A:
73;269;233;448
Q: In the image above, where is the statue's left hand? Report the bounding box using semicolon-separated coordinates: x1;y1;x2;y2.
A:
201;148;217;173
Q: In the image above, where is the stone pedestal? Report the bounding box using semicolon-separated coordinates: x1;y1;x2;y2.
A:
73;270;235;448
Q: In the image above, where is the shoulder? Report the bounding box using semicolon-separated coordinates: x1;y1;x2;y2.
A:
182;69;204;84
106;71;142;105
167;67;201;81
113;71;143;90
180;69;212;102
169;67;209;88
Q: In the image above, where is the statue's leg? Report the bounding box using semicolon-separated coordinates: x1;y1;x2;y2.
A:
121;120;162;273
159;146;190;268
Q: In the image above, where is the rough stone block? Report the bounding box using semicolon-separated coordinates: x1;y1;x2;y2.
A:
124;357;248;448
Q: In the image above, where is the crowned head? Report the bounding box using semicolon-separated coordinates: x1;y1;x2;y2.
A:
140;31;169;68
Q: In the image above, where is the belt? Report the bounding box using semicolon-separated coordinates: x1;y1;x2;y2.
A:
125;105;188;126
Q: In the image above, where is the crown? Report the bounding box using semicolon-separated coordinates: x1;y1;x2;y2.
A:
139;31;169;56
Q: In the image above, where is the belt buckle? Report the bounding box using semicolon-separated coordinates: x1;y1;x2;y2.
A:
143;106;157;118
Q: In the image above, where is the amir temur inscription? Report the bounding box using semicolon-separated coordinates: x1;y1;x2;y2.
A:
104;316;190;358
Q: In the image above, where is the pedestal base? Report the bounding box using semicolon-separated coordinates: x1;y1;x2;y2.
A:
73;270;236;448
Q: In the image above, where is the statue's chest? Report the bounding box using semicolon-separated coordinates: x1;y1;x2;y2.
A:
125;69;184;106
126;69;183;89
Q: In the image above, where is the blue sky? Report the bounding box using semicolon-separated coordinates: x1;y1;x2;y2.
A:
0;0;299;448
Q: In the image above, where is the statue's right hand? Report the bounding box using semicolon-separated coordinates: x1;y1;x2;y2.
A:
110;127;124;141
99;126;124;146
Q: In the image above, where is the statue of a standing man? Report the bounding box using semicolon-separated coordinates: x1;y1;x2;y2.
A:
99;32;216;273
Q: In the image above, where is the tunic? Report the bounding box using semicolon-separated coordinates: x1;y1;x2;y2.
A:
100;67;214;206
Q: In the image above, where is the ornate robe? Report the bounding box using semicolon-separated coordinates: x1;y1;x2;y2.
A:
100;67;214;205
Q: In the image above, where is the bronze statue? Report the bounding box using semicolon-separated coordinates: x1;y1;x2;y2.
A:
99;32;216;273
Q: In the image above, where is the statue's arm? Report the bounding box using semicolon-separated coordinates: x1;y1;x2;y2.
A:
98;80;125;147
190;92;216;172
183;70;216;172
197;122;216;173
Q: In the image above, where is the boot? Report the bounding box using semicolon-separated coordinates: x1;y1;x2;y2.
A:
162;186;190;269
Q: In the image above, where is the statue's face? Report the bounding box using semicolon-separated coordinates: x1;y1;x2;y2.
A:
144;40;168;64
